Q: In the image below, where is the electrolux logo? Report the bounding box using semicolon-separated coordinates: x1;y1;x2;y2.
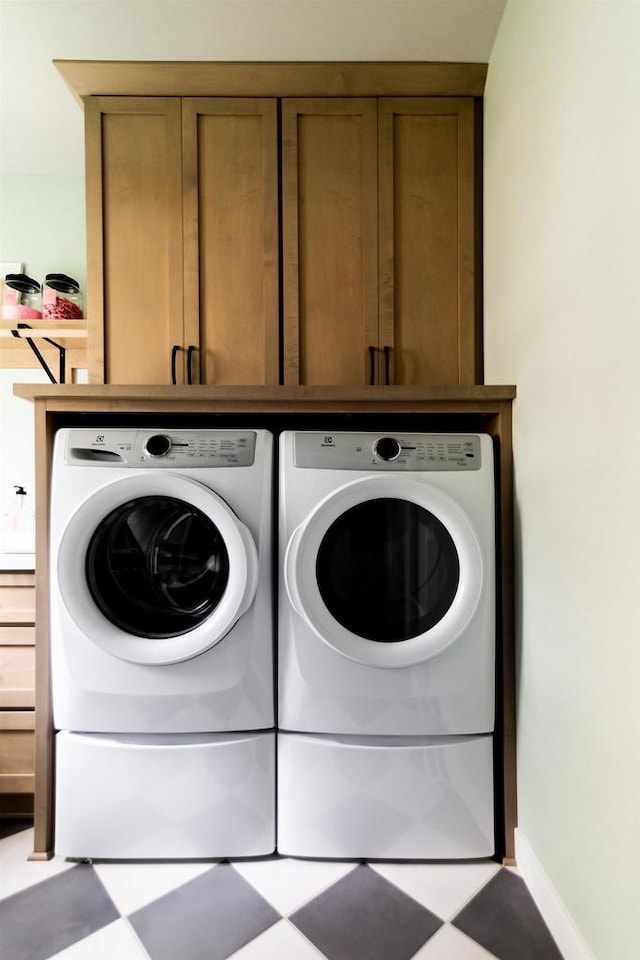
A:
321;436;334;447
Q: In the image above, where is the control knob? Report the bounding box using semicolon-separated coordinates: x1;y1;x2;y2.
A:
144;434;172;458
374;436;401;461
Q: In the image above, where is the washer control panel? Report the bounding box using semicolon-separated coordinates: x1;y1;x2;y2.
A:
65;430;257;467
294;432;482;471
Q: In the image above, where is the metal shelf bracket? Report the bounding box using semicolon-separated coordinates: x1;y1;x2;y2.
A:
10;323;66;384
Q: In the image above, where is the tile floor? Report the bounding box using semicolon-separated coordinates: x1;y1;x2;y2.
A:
0;820;564;960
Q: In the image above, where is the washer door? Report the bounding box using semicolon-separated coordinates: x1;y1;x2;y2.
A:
57;474;258;664
285;475;484;667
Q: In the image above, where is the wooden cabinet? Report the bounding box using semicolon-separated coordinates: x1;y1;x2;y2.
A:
0;575;35;817
86;97;279;386
83;70;481;387
283;97;477;385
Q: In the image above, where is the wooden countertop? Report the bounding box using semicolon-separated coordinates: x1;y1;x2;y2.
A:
13;383;515;413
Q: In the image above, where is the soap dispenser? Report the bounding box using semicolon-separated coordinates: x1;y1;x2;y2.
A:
1;485;35;554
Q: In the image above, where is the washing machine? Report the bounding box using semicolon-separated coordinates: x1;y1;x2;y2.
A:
50;427;275;858
277;431;496;859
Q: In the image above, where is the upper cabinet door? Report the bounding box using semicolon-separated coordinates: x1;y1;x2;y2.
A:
182;99;279;385
378;98;478;385
85;97;184;384
282;99;378;386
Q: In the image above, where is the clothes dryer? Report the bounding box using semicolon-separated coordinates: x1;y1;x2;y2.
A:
50;427;275;858
277;431;495;859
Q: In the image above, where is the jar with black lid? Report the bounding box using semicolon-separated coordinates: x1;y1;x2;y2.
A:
42;273;84;319
2;274;42;319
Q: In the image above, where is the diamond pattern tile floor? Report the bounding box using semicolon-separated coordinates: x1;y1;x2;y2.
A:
0;823;565;960
453;868;565;960
291;863;443;960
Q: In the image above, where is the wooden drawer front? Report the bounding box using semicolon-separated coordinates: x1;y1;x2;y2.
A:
0;625;36;645
0;586;36;625
0;712;35;793
0;646;36;708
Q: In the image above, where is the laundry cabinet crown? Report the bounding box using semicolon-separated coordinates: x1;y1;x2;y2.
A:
72;63;484;386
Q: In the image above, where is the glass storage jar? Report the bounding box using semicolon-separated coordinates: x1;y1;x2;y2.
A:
2;274;42;319
42;273;84;319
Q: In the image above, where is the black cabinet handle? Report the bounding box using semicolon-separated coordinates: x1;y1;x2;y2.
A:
186;345;196;385
171;345;180;385
383;345;391;385
368;346;376;385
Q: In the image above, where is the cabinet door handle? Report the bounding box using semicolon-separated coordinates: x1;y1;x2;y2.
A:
368;346;376;386
383;345;391;386
186;345;196;385
171;345;180;385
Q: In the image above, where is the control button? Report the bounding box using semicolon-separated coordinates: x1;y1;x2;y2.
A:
374;436;402;461
144;434;172;458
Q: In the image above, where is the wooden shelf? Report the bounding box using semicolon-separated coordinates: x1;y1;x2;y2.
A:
13;383;516;406
0;320;87;340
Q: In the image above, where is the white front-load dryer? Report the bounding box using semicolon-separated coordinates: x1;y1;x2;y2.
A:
279;431;495;736
50;427;275;858
277;431;496;859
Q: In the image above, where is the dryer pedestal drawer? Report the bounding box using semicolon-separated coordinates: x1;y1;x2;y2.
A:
277;732;494;860
55;730;275;859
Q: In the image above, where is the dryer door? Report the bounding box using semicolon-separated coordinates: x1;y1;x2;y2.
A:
285;475;485;667
57;474;258;664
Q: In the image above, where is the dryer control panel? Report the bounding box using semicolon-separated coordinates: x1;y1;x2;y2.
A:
294;432;482;470
64;430;257;467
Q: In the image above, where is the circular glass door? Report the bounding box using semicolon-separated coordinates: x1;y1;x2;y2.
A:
86;496;230;639
316;498;460;643
285;475;484;668
57;474;258;665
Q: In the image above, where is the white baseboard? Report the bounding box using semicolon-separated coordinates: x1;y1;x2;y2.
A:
515;828;596;960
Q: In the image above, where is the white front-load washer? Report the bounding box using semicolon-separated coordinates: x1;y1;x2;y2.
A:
50;427;275;858
51;427;273;733
277;431;496;859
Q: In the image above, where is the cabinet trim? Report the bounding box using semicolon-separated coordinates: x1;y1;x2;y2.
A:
56;61;487;101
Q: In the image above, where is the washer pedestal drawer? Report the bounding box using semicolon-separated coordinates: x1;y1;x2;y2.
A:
277;732;494;860
55;730;275;859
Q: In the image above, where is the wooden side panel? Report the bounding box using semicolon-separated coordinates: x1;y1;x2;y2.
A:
32;403;54;857
183;99;279;385
89;97;184;384
282;99;378;386
379;98;477;385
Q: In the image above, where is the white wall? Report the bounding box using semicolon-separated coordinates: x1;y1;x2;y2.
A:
484;3;640;959
1;0;506;177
